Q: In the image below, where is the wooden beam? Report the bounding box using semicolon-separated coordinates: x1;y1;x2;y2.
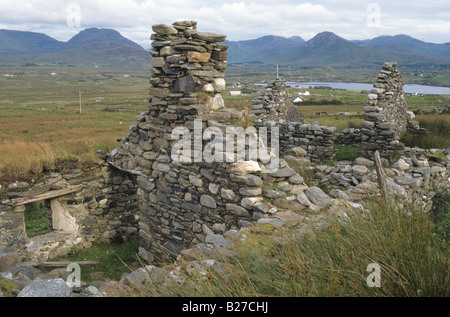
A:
11;185;83;206
31;261;100;267
374;151;388;201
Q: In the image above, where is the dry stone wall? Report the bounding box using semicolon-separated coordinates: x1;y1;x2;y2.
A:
361;62;420;163
256;121;336;163
251;77;303;123
314;148;450;213
335;128;364;146
0;161;138;261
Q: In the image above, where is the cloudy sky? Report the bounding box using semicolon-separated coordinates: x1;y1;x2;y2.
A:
1;0;449;47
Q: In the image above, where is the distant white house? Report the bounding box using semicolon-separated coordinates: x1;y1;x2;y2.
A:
292;97;303;104
229;91;242;96
298;90;310;96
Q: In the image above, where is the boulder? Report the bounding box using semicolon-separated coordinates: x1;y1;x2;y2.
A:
18;278;71;297
304;187;332;207
0;247;18;272
205;234;233;247
354;157;374;167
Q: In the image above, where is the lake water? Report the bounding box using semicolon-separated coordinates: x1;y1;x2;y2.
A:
256;81;450;95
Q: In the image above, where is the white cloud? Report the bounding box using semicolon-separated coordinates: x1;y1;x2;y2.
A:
0;0;448;45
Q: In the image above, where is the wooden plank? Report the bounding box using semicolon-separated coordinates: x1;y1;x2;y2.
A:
31;261;100;267
374;151;388;200
11;185;83;206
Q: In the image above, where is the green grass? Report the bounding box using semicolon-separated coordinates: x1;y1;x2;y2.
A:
0;279;18;297
39;238;141;282
24;201;51;238
334;144;362;162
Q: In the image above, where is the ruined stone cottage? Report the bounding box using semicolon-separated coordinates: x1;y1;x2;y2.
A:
1;22;447;265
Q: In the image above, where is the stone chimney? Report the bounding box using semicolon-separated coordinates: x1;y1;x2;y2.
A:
148;20;228;125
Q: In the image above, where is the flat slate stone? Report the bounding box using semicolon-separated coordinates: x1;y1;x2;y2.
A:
268;167;297;178
192;32;226;42
206;234;233;247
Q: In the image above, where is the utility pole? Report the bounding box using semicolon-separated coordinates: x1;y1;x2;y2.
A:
276;64;279;78
79;90;82;114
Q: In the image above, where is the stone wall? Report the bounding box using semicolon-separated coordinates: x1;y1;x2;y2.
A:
107;21;343;263
335;128;363;146
251;77;302;123
255;121;336;163
361;62;420;163
313;148;450;213
0;161;138;261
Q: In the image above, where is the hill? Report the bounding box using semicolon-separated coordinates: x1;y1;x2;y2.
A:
0;28;150;68
226;32;450;69
353;34;450;59
224;35;305;64
1;28;449;70
0;30;65;54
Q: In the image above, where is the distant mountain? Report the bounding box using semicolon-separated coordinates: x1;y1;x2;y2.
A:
273;31;394;67
1;28;449;69
353;34;450;59
0;28;150;68
224;35;305;64
0;30;65;54
226;31;450;68
64;28;144;50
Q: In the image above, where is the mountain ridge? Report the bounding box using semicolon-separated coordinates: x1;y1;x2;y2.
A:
0;28;150;68
1;28;449;69
228;31;450;68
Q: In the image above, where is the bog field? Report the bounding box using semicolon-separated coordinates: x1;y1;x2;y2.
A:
0;66;449;180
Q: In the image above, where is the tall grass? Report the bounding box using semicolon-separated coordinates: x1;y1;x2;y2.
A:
0;138;117;177
134;199;449;297
402;115;450;149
